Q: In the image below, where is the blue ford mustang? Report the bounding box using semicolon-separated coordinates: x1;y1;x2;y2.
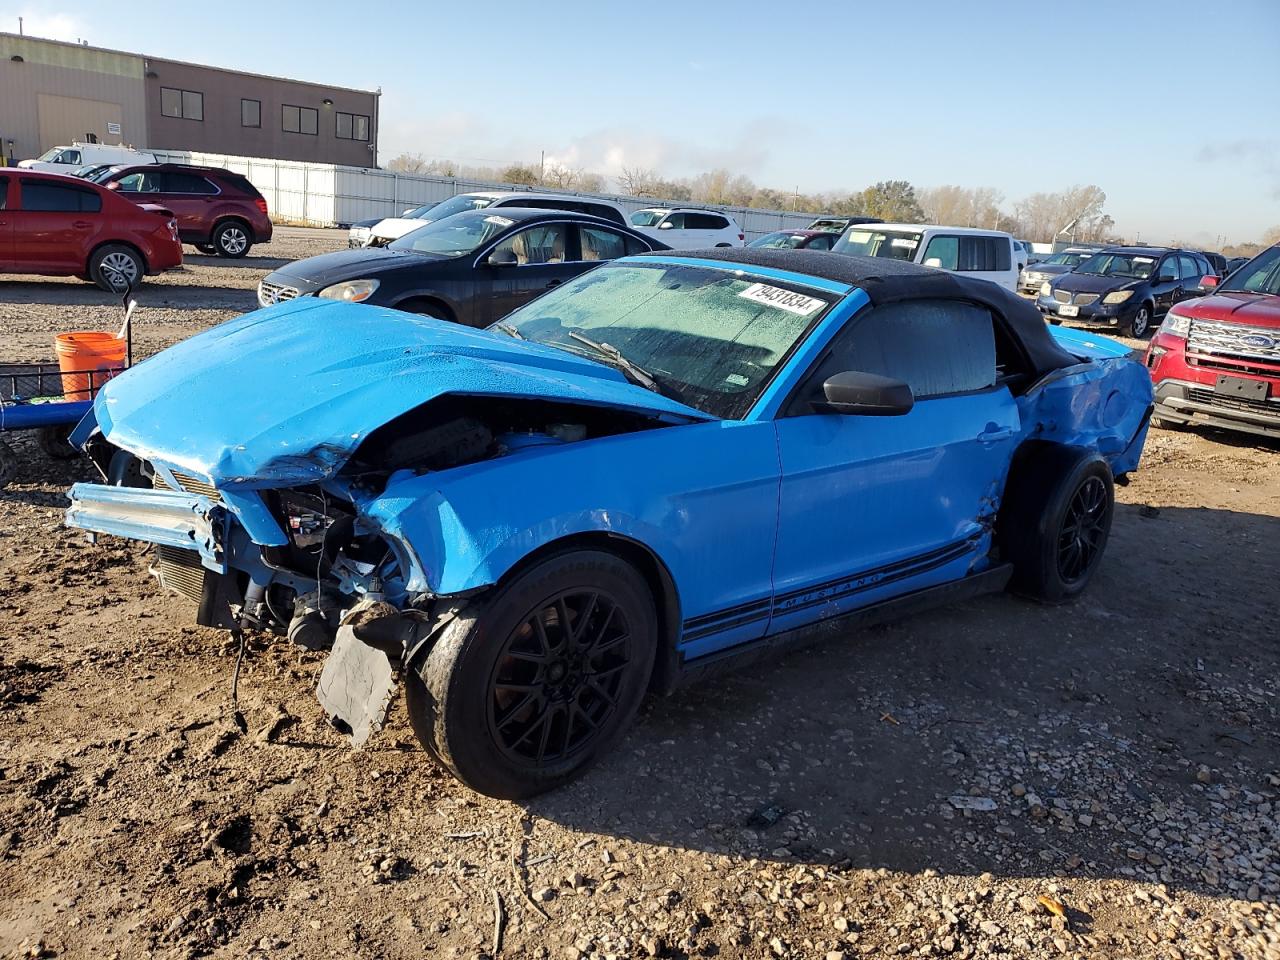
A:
65;248;1153;798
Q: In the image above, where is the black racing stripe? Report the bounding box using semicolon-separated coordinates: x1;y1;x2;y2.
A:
683;598;771;631
772;543;972;617
772;537;975;607
682;609;771;642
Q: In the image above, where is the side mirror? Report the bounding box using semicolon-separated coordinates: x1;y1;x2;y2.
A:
923;257;943;268
657;221;674;229
813;371;914;417
106;181;120;190
1158;270;1177;282
401;208;414;217
487;248;518;267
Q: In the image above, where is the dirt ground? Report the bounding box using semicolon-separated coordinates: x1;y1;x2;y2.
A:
1;233;1277;960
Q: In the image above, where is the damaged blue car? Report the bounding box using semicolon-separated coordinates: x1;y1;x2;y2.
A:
65;249;1153;798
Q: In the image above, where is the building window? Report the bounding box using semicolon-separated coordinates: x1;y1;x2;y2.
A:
241;99;261;128
336;112;370;141
161;87;203;121
282;104;318;136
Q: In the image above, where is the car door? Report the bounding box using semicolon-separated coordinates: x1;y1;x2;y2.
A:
0;177;13;269
655;212;687;248
1151;255;1182;314
14;178;102;272
477;221;583;324
805;233;834;251
769;298;1020;637
153;171;219;241
1178;255;1207;304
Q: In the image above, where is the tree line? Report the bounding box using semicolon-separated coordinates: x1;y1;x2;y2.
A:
385;152;1270;249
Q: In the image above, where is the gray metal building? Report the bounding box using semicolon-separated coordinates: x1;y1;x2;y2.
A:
0;33;379;167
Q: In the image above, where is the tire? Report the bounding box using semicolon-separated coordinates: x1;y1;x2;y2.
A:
998;444;1115;603
0;438;17;489
212;220;251;258
1150;415;1183;431
405;550;657;799
397;299;448;321
195;243;218;255
1126;304;1153;338
37;425;80;460
88;244;143;292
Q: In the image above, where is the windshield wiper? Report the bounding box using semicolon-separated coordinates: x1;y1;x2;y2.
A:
493;321;524;340
568;332;660;392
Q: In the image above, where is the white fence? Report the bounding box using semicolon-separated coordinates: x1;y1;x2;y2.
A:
151;150;820;239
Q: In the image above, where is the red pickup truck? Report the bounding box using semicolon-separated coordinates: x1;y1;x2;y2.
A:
1146;245;1280;439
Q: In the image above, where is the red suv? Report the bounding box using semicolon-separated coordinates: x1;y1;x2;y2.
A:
95;163;272;258
0;170;182;291
1146;244;1280;439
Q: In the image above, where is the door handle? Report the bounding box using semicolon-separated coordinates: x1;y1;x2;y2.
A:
977;425;1014;444
545;279;563;288
72;220;92;229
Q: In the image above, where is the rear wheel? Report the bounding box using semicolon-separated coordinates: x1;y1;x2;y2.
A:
212;221;251;258
999;444;1115;603
406;550;656;799
89;244;143;292
1126;304;1152;338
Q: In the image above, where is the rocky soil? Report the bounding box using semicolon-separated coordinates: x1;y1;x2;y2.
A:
1;233;1277;959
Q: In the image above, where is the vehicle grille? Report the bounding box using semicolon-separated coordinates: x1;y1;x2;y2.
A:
1053;290;1071;304
258;279;301;308
152;468;222;502
1186;388;1278;416
1188;319;1280;363
151;545;207;603
1072;293;1099;306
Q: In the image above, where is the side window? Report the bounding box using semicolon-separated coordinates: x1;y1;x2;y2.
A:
922;235;959;270
1157;256;1178;280
659;212;686;230
61;150;82;165
957;236;1011;272
584;204;622;225
492;224;568;265
686;213;728;230
796;300;997;409
241;99;261;128
807;234;833;250
163;173;218;194
20;180;102;213
283;105;319;135
581;227;642;261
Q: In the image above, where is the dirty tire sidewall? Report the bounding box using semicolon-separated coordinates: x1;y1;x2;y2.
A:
89;244;143;292
37;425;81;460
410;550;657;800
999;444;1115;603
213;221;251;258
0;438;18;489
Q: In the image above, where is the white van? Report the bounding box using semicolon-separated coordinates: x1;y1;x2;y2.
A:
18;142;156;174
832;223;1021;291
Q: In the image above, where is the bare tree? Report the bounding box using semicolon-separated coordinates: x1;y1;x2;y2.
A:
500;163;541;187
385;152;433;174
616;166;657;196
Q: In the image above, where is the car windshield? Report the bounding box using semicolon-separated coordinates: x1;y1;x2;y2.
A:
35;148;63;162
1043;252;1087;266
749;232;808;249
630;210;667;227
411;194;496;222
1219;246;1280;296
496;261;833;419
1076;253;1157;279
388;210;516;257
833;228;923;260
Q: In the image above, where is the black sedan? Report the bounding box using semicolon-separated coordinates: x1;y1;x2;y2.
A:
258;209;667;327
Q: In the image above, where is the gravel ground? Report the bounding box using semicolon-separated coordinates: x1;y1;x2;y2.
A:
1;231;1278;960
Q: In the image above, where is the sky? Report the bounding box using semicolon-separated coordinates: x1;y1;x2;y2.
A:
4;0;1278;246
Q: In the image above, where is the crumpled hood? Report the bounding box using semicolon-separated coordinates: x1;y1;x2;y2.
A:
93;299;710;487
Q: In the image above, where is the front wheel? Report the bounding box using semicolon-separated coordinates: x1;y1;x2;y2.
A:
999;445;1115;603
406;550;657;799
38;425;80;460
89;244;143;292
212;221;251;258
1126;304;1152;338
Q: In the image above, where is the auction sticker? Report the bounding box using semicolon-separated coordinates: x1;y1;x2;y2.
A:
738;283;827;316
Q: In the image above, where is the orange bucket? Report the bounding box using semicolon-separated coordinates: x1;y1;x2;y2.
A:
55;332;126;401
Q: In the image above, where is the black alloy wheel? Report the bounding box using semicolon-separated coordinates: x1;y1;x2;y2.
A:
1057;475;1109;585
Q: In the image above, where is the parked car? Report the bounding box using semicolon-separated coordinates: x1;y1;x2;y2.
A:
93;163;271;258
72;164;116;181
18;142;155;173
832;223;1021;291
1037;246;1214;337
1018;247;1101;295
628;208;745;248
1146;244;1280;438
66;247;1151;798
0;169;182;291
1225;256;1250;276
356;192;630;248
807;216;883;232
748;229;838;250
259;208;666;325
1200;251;1229;278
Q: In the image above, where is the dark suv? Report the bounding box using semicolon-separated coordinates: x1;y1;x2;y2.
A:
96;164;272;258
1037;246;1214;337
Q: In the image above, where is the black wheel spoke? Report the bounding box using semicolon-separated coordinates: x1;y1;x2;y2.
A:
574;592;599;647
496;693;537;731
1057;476;1109;584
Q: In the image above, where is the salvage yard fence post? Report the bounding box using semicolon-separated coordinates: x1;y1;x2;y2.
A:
148;149;820;238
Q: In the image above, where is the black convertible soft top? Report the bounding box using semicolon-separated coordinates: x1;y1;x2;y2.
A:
635;247;1080;378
